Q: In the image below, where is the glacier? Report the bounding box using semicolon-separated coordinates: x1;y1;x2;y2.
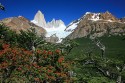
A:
31;10;75;42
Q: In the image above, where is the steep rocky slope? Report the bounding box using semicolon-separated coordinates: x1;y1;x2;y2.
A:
66;11;125;39
0;16;46;35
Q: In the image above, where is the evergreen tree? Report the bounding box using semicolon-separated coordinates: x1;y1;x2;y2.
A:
18;27;45;50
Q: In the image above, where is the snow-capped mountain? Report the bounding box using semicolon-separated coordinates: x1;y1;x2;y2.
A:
65;17;83;32
1;10;125;43
66;11;125;39
65;11;119;34
83;11;118;21
31;10;70;42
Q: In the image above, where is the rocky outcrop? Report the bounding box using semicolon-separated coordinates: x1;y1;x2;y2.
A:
0;16;46;35
99;11;118;21
68;20;125;39
66;11;125;39
83;11;119;22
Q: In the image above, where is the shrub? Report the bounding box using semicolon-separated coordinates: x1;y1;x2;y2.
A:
0;43;72;82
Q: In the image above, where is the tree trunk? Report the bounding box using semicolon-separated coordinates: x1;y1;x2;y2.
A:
116;75;121;83
31;46;36;63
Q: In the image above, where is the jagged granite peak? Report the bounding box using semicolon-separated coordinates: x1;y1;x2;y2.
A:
47;18;65;28
45;18;67;42
31;10;66;29
31;10;67;42
0;16;46;35
31;10;47;28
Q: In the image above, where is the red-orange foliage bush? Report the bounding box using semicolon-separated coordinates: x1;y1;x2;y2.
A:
0;43;71;82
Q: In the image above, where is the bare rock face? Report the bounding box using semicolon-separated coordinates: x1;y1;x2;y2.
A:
0;16;46;35
83;11;118;21
31;10;66;29
47;19;65;28
99;11;118;21
68;21;125;39
31;10;47;28
66;11;125;39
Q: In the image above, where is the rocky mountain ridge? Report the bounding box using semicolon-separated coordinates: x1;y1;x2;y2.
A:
0;16;46;35
66;11;125;39
83;11;119;21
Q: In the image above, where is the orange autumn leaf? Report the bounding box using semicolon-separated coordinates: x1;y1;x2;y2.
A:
48;51;53;55
2;44;10;49
58;56;64;63
55;49;61;54
37;50;41;54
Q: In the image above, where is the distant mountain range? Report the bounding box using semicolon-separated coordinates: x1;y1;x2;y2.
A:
0;11;125;43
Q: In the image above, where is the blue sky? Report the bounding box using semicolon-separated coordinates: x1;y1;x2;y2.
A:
0;0;125;25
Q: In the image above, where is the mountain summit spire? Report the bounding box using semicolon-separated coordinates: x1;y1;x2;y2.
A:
31;10;66;42
31;10;47;28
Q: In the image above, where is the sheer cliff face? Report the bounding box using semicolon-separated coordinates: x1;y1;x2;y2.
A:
47;19;65;28
0;16;46;35
31;10;66;29
66;11;125;39
31;10;66;42
31;10;47;28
